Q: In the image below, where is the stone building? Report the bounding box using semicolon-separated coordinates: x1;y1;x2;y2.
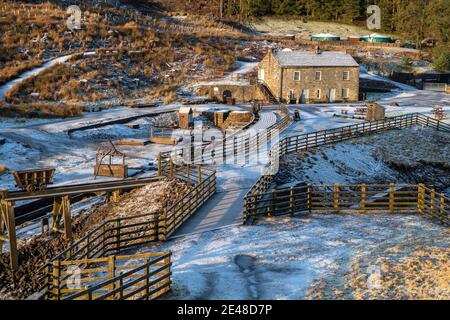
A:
258;49;360;103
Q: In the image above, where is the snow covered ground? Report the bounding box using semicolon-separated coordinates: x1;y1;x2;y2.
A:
276;127;450;195
139;214;449;300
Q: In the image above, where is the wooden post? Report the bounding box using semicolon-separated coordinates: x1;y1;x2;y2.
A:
361;184;366;214
187;163;190;180
116;220;121;253
110;190;120;203
430;189;435;218
109;255;116;295
145;259;150;299
334;184;339;211
198;165;202;184
269;189;275;217
389;183;395;213
62;196;72;241
0;200;18;270
253;195;258;223
159;209;167;241
307;184;312;214
417;184;425;214
169;158;174;177
440;193;445;224
53;261;61;300
290;187;294;216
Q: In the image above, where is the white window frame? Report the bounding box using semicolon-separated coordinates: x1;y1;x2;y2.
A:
316;89;321;99
315;71;322;81
342;88;349;98
343;71;350;81
293;71;301;81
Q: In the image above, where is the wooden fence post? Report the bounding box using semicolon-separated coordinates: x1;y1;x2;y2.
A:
307;184;312;214
0;200;18;270
389;183;395;213
417;184;425;214
253;195;258;223
290;187;294;216
170;158;174;177
53;261;61;300
157;152;162;176
440;193;445;224
430;189;435;218
116;220;121;253
198;165;202;184
361;184;366;214
109;255;116;296
334;184;339;211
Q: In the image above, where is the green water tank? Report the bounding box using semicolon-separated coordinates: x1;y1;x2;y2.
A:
310;33;341;41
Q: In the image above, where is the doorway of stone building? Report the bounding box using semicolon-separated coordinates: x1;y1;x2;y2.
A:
223;90;232;103
329;88;336;102
300;89;309;103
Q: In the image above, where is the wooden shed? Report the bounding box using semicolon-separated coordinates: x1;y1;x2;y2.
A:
178;107;193;129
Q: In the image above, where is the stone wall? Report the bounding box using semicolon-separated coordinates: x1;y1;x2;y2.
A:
195;83;262;103
258;49;282;98
279;66;359;103
258;50;360;103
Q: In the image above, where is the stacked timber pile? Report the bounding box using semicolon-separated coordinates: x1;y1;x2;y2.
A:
0;178;189;300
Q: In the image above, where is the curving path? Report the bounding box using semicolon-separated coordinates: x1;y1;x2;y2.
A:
174;108;286;237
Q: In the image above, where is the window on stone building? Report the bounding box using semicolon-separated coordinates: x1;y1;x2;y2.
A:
315;71;321;81
342;88;349;98
293;71;301;81
316;89;321;99
343;71;350;81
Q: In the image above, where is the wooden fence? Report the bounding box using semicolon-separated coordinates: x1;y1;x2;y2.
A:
39;156;216;299
244;183;449;225
158;154;217;238
243;113;450;224
45;252;171;300
163;106;291;166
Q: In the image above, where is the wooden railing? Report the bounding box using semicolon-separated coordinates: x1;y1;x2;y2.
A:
45;252;171;300
244;183;449;225
162;106;291;166
39;154;216;299
157;153;216;238
243;113;450;224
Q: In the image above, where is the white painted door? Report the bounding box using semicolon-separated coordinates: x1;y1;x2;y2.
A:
329;88;336;102
301;89;309;103
259;69;265;81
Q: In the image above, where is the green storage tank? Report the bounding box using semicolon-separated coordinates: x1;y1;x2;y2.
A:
310;33;341;41
363;33;394;43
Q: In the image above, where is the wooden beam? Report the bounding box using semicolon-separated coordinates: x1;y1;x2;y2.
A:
0;200;18;270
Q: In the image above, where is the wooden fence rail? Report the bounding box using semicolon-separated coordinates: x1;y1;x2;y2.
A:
161;106;291;166
243;113;449;224
45;252;172;300
39;156;216;299
244;183;449;225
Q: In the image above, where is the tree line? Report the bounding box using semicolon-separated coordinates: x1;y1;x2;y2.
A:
218;0;450;45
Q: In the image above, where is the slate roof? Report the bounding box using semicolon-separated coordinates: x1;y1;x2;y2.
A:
273;50;359;68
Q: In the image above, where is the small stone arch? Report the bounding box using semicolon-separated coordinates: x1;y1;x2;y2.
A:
222;90;232;103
